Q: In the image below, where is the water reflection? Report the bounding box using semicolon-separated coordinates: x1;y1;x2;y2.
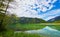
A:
25;26;60;37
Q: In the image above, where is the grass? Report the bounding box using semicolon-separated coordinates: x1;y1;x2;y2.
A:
0;30;14;37
0;30;47;37
8;23;60;31
14;32;41;37
1;23;60;37
15;23;46;31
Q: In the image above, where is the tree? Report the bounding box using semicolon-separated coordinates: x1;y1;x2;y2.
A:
0;0;14;32
2;14;18;30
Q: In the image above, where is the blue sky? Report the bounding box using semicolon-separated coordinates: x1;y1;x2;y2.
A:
8;0;60;21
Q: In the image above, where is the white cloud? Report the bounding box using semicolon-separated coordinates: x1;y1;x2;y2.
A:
8;0;57;14
51;0;57;3
42;9;60;21
7;0;59;21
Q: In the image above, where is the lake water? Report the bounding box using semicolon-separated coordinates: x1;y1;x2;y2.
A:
25;26;60;37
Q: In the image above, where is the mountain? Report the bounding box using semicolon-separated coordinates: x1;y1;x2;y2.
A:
47;16;60;22
19;17;46;24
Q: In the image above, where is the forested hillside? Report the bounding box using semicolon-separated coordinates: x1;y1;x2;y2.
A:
18;17;47;24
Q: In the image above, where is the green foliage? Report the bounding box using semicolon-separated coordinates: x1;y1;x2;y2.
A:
19;17;46;24
0;13;4;20
0;0;14;32
2;14;17;30
1;30;14;37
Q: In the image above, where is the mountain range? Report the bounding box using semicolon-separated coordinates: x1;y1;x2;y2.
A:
47;16;60;22
18;16;60;23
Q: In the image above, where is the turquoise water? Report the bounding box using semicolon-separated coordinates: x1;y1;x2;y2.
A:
25;26;60;37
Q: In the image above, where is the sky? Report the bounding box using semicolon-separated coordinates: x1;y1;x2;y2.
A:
7;0;60;21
